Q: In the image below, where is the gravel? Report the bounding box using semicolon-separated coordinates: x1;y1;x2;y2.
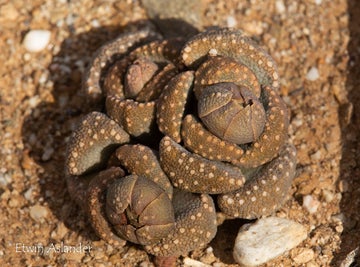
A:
1;0;358;266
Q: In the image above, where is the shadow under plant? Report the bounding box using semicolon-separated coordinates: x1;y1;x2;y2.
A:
332;0;360;265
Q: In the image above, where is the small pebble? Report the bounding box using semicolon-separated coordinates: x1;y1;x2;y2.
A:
91;19;100;28
183;258;211;267
306;67;319;81
28;95;40;108
310;150;322;161
29;204;49;222
292;116;303;127
303;195;320;214
8;196;20;208
139;261;151;267
226;16;237;27
335;223;343;233
23;30;51;52
275;0;286;13
322;189;334;203
66;14;75;26
51;222;68;239
0;172;12;187
242;21;264;35
24;187;34;201
293;248;315;264
23;53;31;61
233;217;307;266
42;146;54;161
38;72;48;84
205;246;213;254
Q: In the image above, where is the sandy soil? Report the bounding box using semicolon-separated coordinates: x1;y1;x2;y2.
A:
0;0;359;266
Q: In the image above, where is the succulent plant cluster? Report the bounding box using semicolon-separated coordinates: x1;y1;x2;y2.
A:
65;26;297;263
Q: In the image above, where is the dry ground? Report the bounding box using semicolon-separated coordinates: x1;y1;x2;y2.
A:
0;0;359;266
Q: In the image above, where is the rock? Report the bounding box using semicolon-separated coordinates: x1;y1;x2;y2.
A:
242;21;264;35
303;195;320;214
8;195;20;208
24;187;34;201
139;261;151;267
275;0;286;13
322;189;335;203
233;217;307;266
51;222;69;239
205;246;213;254
183;258;211;267
292;248;315;264
29;204;49;222
23;30;51;52
0;172;12;187
226;16;237;28
310;150;322;161
306;67;319;81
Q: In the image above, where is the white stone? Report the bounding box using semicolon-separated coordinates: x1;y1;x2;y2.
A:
24;187;34;201
209;48;218;56
205;246;213;254
306;67;319;81
28;95;40;108
226;16;237;28
303;195;320;214
29;204;49;222
310;150;322;161
183;258;211;267
91;19;100;28
23;30;51;52
322;189;335;203
233;217;307;266
275;0;286;13
0;172;12;186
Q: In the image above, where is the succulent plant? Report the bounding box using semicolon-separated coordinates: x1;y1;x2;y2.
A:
198;83;266;144
65;25;297;266
105;174;175;245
